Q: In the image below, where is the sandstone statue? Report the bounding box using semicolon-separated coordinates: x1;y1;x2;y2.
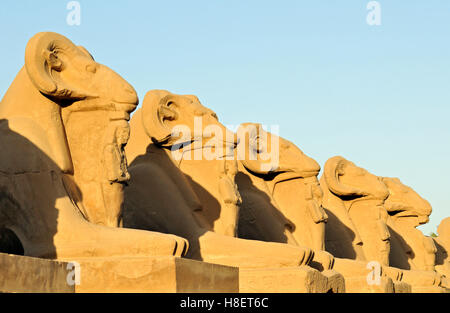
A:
320;156;391;265
234;123;333;270
233;128;404;291
319;156;409;291
0;32;187;259
381;177;446;291
320;156;446;292
382;177;436;271
0;31;448;294
433;218;450;282
124;90;315;268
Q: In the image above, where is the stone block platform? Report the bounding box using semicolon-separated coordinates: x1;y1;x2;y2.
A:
0;253;239;293
239;266;345;293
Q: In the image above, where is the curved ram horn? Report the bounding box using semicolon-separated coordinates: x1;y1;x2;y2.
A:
25;32;85;99
141;89;179;146
24;32;79;173
323;156;366;198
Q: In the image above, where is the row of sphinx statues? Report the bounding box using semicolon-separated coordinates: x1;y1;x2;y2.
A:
0;32;448;292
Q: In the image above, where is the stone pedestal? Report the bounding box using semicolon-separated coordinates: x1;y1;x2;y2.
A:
239;266;345;293
0;253;239;293
0;253;74;293
323;270;346;293
411;286;450;293
331;258;398;293
64;256;239;293
393;281;412;293
400;269;449;293
344;276;395;293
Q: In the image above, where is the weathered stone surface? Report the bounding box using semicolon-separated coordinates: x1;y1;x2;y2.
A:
322;270;346;293
0;32;187;260
344;276;395;293
321;156;391;266
0;253;73;293
234;123;333;271
0;253;239;293
0;31;449;294
434;218;450;280
66;256;239;293
123;91;314;268
332;258;401;293
411;286;449;293
382;177;436;272
393;281;412;293
239;265;344;293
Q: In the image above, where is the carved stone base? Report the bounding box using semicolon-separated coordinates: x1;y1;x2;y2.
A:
239;266;345;293
331;258;397;293
411;286;450;293
0;253;74;293
344;276;395;293
393;281;412;293
322;270;346;293
65;256;239;293
0;253;239;293
400;269;449;293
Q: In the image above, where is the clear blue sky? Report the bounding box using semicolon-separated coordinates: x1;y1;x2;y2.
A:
0;1;448;235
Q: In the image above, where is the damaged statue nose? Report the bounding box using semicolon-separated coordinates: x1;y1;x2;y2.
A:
99;65;138;109
113;84;138;110
117;85;138;103
418;215;430;224
279;154;320;177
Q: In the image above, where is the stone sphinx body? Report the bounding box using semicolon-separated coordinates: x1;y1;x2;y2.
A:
382;177;437;272
319;156;409;290
320;156;446;290
433;218;450;279
0;31;447;294
382;178;449;290
320;156;391;266
124;90;314;268
234;123;333;269
0;32;187;259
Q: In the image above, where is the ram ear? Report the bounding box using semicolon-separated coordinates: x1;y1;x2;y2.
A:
25;32;87;99
324;156;366;198
141;90;180;146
